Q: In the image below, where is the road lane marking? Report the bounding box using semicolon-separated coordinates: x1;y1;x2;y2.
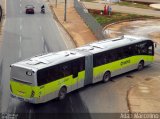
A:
20;0;21;2
20;4;21;7
20;25;22;30
39;26;42;30
19;36;22;58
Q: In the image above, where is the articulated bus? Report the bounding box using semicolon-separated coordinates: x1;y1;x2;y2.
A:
10;35;155;103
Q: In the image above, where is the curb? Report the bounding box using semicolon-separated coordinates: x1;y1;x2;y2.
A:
103;17;159;30
102;17;160;38
49;4;78;47
127;85;134;114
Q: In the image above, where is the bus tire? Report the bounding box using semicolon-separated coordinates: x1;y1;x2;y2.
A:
137;61;144;71
103;71;111;83
59;86;67;100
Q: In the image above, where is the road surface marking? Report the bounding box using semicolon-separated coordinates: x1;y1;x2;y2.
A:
19;36;22;58
39;26;42;30
20;4;22;7
20;0;21;2
20;25;22;30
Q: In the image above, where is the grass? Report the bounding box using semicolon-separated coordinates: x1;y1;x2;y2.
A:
116;1;151;9
81;0;151;9
81;0;96;2
91;12;154;26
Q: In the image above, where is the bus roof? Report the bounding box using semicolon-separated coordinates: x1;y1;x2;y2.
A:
76;35;151;54
11;50;86;71
11;35;151;71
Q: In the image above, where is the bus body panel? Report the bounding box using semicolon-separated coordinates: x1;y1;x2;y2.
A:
93;55;154;82
10;80;33;99
84;54;93;85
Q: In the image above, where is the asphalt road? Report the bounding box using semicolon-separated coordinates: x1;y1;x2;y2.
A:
0;0;90;118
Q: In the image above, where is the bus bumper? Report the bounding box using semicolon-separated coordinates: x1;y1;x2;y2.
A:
10;93;39;104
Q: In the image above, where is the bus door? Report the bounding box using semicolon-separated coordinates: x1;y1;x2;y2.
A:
72;60;79;90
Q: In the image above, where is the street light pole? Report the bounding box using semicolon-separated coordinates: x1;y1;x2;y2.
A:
55;0;57;8
64;0;67;21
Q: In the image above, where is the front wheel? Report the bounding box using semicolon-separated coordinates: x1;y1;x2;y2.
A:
103;71;111;83
137;61;144;71
59;87;67;100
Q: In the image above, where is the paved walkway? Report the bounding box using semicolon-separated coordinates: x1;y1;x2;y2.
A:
128;77;160;112
124;0;160;4
83;2;160;17
49;0;97;47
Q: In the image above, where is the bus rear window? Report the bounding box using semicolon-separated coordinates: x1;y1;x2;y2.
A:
11;66;35;85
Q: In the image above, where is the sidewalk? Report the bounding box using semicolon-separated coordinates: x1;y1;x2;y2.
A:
49;0;97;47
128;77;160;112
123;0;160;4
83;2;160;17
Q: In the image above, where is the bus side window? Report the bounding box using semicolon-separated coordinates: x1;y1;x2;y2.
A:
123;45;135;57
61;62;72;77
116;48;126;60
147;41;154;55
72;60;79;78
79;57;85;71
135;44;141;55
37;69;49;86
47;66;64;82
107;50;116;63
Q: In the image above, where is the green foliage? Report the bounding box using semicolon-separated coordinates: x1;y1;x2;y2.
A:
91;12;153;26
116;1;151;9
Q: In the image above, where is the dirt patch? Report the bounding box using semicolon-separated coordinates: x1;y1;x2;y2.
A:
105;19;160;43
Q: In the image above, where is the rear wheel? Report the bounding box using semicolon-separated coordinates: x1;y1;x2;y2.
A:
59;87;67;100
137;61;144;71
103;71;111;83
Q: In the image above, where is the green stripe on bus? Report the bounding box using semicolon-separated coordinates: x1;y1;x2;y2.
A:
93;55;153;77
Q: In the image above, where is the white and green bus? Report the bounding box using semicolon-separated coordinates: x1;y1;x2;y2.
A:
10;35;155;103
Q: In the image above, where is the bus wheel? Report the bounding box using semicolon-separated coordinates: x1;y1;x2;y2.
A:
103;71;111;83
137;61;144;71
59;87;67;100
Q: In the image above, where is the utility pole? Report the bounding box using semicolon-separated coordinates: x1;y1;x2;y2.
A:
64;0;67;21
55;0;57;8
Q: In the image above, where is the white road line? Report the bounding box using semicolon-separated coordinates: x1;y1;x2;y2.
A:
20;25;22;30
20;18;22;30
39;26;42;30
19;36;22;58
20;0;21;2
20;4;21;7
